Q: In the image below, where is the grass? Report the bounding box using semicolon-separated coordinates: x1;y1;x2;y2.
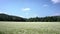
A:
0;22;60;34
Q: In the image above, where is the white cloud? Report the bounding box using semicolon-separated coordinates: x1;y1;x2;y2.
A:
51;12;60;16
0;10;7;14
0;12;8;14
19;15;24;17
43;4;48;7
51;0;60;4
54;13;60;16
22;8;31;11
25;12;29;15
0;11;3;13
29;14;39;18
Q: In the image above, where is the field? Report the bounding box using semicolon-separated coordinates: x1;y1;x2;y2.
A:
0;22;60;34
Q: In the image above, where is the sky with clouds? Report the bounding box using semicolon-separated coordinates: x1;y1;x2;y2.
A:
0;0;60;18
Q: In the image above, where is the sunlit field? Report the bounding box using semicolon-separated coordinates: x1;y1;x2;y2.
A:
0;22;60;34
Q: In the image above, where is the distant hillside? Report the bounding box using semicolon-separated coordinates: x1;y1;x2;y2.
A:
0;13;60;22
27;16;60;22
0;13;26;21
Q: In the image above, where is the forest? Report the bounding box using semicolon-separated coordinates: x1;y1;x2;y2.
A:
0;13;60;22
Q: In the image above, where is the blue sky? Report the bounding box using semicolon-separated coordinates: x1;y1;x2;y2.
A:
0;0;60;18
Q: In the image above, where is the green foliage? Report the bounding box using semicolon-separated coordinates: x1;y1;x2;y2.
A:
0;31;5;34
27;16;60;22
0;13;26;21
0;13;60;22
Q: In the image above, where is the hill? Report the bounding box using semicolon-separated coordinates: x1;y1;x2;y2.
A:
0;13;26;21
0;13;60;22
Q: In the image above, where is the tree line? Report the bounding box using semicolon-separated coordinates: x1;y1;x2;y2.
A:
0;13;60;22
